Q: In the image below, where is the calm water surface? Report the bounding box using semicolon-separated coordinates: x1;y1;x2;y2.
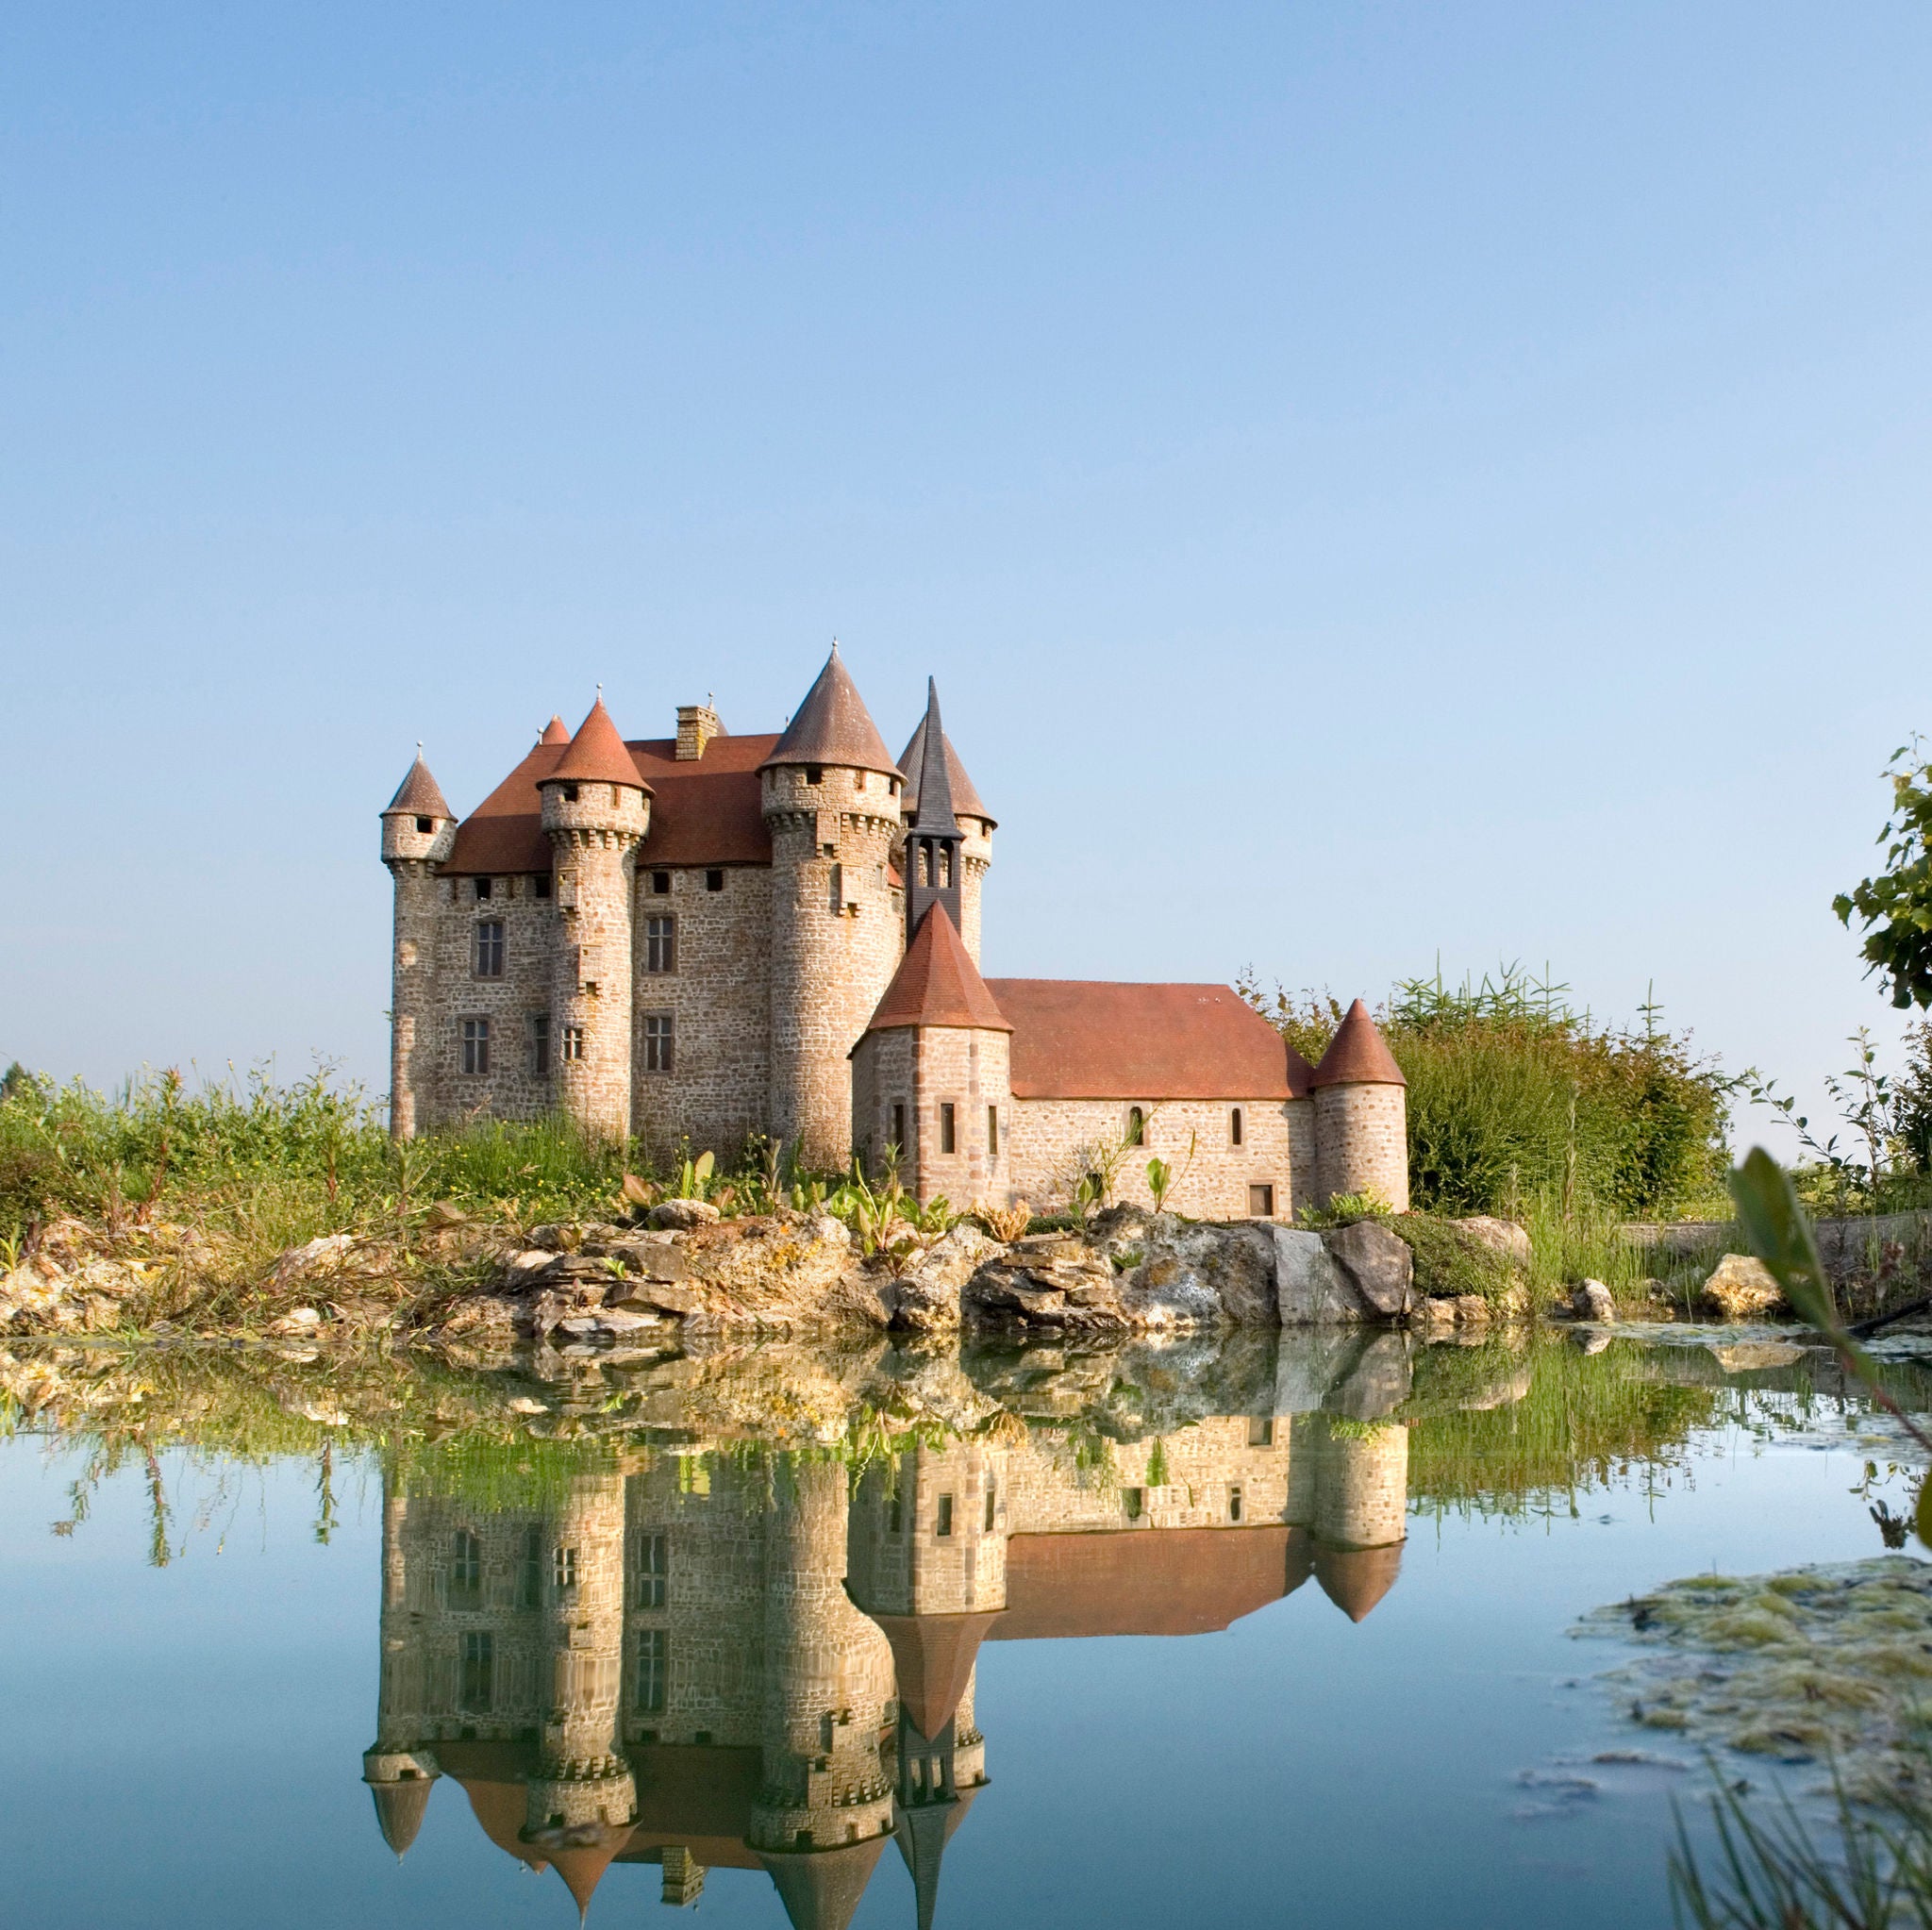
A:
2;1330;1924;1929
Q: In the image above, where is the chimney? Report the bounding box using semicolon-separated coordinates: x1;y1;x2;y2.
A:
675;702;723;762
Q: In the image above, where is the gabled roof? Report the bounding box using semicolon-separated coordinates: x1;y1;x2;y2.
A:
864;907;1012;1037
984;980;1301;1100
544;696;651;790
760;648;899;778
1309;999;1406;1089
384;751;451;819
898;716;992;825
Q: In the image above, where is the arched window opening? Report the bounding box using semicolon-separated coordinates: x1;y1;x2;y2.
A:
1126;1106;1145;1146
1231;1107;1244;1146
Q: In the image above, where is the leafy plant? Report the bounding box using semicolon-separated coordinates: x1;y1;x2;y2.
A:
1296;1188;1395;1229
1837;740;1932;1011
671;1149;716;1201
1146;1131;1198;1214
975;1198;1032;1242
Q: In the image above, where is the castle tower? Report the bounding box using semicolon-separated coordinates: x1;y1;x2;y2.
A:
538;696;651;1140
1310;999;1409;1211
1287;1411;1408;1622
750;1458;896;1930
1285;1041;1317;1218
851;904;1014;1203
898;691;995;966
361;1487;441;1855
380;749;457;1140
760;649;907;1169
521;1472;637;1917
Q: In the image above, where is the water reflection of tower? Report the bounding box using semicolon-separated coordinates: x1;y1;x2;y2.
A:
1286;1414;1408;1619
848;1442;1004;1930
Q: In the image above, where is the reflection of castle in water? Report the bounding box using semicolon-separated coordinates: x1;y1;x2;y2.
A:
363;1414;1407;1925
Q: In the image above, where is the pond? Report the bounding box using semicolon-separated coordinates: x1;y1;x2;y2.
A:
2;1327;1926;1929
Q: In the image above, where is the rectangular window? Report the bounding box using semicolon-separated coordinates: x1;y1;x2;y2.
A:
889;1489;903;1535
460;1018;491;1075
534;873;552;900
1229;1486;1244;1522
518;1525;542;1608
705;869;724;892
475;921;505;977
1247;1417;1275;1448
1248;1183;1275;1217
414;815;433;834
460;1631;494;1710
984;1481;996;1531
1123;1488;1144;1522
828;863;843;913
554;1545;578;1591
891;1103;907;1154
637;1629;667;1714
940;1103;956;1154
638;1532;668;1609
806;765;823;785
987;1106;999;1156
644;916;675;973
474;877;491;901
451;1528;482;1605
559;1023;585;1063
531;1013;550;1077
651;871;671;895
1231;1106;1244;1147
643;1014;674;1073
935;1493;954;1538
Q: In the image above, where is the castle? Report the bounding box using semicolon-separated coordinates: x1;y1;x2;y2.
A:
382;648;1408;1216
362;1410;1409;1926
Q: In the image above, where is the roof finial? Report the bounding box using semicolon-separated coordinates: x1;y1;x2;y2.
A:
596;682;603;700
415;740;423;756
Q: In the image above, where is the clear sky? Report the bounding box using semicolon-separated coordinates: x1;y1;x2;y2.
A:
4;5;1929;1156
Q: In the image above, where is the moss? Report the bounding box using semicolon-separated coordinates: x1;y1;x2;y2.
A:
1387;1214;1520;1303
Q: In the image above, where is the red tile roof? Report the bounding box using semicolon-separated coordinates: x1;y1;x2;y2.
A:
442;732;782;876
866;1609;1002;1739
985;980;1303;1100
1313;1539;1404;1621
383;752;451;819
541;714;570;744
760;648;899;778
864;907;1013;1037
1309;999;1406;1089
758;1835;890;1930
545;696;651;790
898;716;992;825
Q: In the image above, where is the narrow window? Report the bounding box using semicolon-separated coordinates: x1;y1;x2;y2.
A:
936;1493;954;1538
1248;1183;1275;1217
940;1103;956;1154
984;1481;996;1531
890;776;900;797
828;863;843;913
987;1106;999;1156
1123;1488;1144;1522
891;1103;906;1154
475;921;505;977
517;1525;542;1607
638;1532;668;1609
1247;1417;1275;1448
460;1018;491;1075
460;1631;494;1710
645;915;675;973
559;1023;585;1063
806;765;823;786
474;876;491;901
561;783;578;802
414;815;433;834
637;1629;667;1714
450;1529;482;1604
939;844;952;888
706;869;724;892
917;844;930;887
533;873;552;900
1126;1106;1145;1146
1229;1486;1243;1522
889;1488;903;1535
531;1013;550;1076
643;1013;675;1073
1231;1106;1244;1147
554;1545;579;1592
651;870;671;895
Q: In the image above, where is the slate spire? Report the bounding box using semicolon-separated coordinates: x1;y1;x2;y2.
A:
904;679;965;944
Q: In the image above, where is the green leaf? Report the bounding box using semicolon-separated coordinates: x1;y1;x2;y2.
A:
1727;1147;1835;1328
1917;1480;1932;1553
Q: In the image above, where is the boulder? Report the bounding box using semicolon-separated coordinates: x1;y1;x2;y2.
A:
649;1199;722;1231
1272;1228;1362;1324
1571;1278;1617;1323
1450;1216;1533;1270
1324;1222;1415;1319
606;1236;692;1282
1326;1332;1414;1421
1128;1221;1274;1326
890;1225;1000;1333
608;1280;701;1318
1703;1253;1782;1322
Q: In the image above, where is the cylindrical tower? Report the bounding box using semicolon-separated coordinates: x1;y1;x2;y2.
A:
762;649;906;1170
380;750;456;1140
1310;999;1409;1211
538;696;650;1140
1285;1043;1317;1219
362;1482;441;1855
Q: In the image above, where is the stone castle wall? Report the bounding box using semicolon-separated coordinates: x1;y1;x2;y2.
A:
1314;1084;1408;1212
855;1025;1013;1205
1002;1418;1294;1534
847;1442;1009;1617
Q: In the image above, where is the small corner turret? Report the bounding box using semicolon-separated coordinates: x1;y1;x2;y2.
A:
1310;999;1408;1211
380;746;456;867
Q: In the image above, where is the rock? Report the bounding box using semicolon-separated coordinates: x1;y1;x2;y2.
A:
1323;1223;1415;1319
1127;1221;1274;1327
527;1224;569;1251
1272;1227;1362;1324
1703;1254;1782;1322
504;1250;555;1284
1326;1332;1414;1421
890;1225;1000;1333
1451;1216;1533;1270
1572;1279;1618;1323
269;1306;324;1337
1451;1293;1491;1326
271;1233;356;1288
606;1238;692;1282
1712;1340;1806;1372
607;1280;701;1318
649;1199;722;1231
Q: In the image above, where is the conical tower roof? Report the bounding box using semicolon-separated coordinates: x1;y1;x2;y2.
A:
894;1789;982;1930
760;647;899;779
758;1835;890;1930
548;1831;629;1921
543;695;648;790
384;749;451;819
868;1609;1001;1741
1313;1539;1404;1622
1309;1000;1406;1089
863;906;1012;1038
541;714;571;744
366;1776;434;1857
898;712;992;825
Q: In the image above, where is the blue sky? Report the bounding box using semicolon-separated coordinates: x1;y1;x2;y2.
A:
4;4;1929;1153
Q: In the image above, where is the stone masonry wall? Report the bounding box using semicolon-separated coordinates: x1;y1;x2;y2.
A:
1002;1419;1294;1535
1005;1096;1302;1218
847;1442;1009;1617
629;863;773;1160
854;1026;1014;1206
1313;1083;1409;1212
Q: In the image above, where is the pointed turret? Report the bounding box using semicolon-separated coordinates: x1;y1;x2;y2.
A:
758;1838;891;1930
866;904;1012;1039
902;681;967;945
898;713;993;827
384;748;452;823
362;1765;436;1857
1310;1001;1410;1211
541;714;571;745
379;747;458;1139
759;645;899;780
1314;1541;1405;1622
541;695;648;793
